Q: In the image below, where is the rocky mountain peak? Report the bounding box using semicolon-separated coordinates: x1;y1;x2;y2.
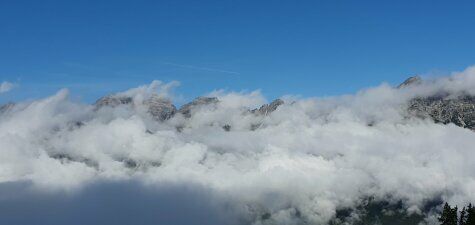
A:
94;94;176;121
144;94;176;121
252;99;284;115
398;76;475;130
178;96;219;118
397;76;422;88
94;95;133;108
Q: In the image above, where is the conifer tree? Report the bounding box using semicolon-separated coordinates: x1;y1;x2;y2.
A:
459;207;467;225
439;203;458;225
466;204;475;225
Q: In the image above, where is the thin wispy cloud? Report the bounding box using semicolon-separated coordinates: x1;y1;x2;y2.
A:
162;62;241;76
0;81;15;93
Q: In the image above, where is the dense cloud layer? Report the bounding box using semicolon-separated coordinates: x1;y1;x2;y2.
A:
1;67;475;224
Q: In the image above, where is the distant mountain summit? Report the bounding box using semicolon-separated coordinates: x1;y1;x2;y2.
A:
94;95;133;108
94;94;176;121
251;99;284;115
143;95;177;121
398;77;475;130
3;78;475;130
93;92;284;123
178;97;219;118
397;76;422;88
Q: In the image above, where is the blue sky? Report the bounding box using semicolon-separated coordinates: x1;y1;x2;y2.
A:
1;0;475;104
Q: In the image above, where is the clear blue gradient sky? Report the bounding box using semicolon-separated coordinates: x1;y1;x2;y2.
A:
1;0;475;104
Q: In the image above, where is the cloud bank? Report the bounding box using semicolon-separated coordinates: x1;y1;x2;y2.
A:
1;67;475;224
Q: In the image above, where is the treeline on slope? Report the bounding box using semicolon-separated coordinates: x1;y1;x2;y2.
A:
326;200;473;225
329;199;425;225
438;202;475;225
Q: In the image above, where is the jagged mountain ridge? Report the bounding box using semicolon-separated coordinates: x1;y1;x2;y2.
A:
91;77;475;131
94;94;284;121
251;99;284;115
397;76;422;88
178;96;219;118
94;94;177;121
2;77;475;130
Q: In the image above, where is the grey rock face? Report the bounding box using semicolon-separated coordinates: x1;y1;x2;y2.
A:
144;95;177;121
408;95;475;130
94;94;176;121
248;99;284;130
252;99;284;115
94;95;133;108
397;76;475;130
397;76;422;89
178;97;219;118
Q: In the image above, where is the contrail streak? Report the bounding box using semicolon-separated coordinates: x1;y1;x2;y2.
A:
162;62;241;76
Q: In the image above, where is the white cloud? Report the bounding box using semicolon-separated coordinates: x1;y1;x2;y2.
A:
0;81;15;93
1;69;475;224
